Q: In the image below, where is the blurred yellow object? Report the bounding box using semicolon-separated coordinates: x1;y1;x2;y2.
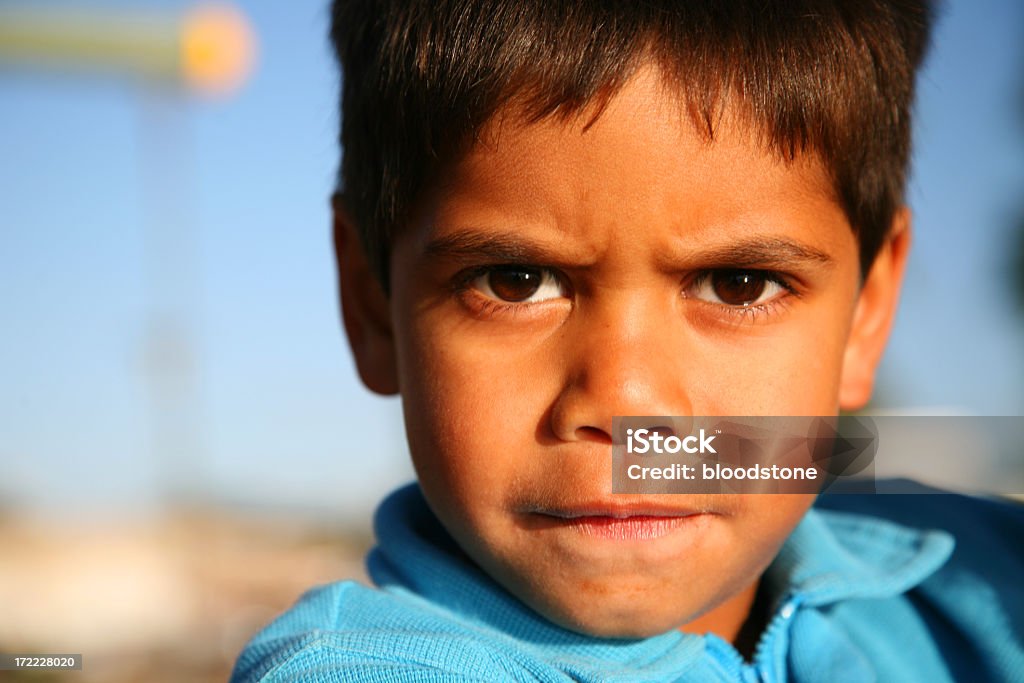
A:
181;4;255;94
0;2;256;96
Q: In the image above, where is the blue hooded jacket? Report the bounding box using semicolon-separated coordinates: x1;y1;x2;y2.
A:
231;485;1023;682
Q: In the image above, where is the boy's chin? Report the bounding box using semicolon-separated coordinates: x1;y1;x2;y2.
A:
511;578;733;640
533;597;702;640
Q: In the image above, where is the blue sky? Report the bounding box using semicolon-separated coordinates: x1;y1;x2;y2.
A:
2;0;1023;518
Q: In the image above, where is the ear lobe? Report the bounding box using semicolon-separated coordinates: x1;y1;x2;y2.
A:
333;194;400;395
839;208;911;411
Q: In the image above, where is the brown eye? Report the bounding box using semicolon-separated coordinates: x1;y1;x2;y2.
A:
488;267;543;301
711;270;767;306
470;266;566;303
688;269;787;307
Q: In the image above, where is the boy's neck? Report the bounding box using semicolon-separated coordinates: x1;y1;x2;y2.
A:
680;579;765;659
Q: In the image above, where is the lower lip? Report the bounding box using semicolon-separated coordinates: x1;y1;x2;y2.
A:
562;515;703;540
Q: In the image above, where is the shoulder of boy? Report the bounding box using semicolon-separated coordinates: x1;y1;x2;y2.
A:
815;488;1024;627
229;582;532;683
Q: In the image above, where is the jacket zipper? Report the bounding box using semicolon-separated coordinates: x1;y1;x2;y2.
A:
703;594;801;682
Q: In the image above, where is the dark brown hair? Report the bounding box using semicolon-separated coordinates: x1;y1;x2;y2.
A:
330;0;935;286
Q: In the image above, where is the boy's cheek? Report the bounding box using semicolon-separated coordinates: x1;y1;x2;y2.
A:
395;319;851;453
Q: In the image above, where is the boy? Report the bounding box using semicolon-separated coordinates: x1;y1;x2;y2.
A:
233;1;1024;680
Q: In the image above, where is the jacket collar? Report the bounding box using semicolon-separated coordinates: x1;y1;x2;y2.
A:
765;504;953;610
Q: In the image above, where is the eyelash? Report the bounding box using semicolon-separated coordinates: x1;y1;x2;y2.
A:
452;265;800;323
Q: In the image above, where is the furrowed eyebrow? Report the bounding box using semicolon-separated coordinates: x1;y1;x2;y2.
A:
423;230;565;265
690;237;835;269
423;229;836;270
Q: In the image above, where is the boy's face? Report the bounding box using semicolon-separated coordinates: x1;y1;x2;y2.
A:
339;67;908;638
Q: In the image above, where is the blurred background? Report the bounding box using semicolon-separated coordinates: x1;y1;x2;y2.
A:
1;0;1022;681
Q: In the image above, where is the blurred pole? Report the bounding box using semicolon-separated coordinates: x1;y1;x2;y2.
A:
138;89;204;506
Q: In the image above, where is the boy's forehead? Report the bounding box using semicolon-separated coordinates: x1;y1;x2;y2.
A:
466;65;835;205
416;65;846;259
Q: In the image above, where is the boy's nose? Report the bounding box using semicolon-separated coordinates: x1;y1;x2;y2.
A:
547;295;693;444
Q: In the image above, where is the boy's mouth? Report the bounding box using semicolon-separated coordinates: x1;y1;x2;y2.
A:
522;501;715;541
560;515;707;540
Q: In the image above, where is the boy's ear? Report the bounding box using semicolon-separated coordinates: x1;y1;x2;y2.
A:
332;194;399;395
839;208;912;411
